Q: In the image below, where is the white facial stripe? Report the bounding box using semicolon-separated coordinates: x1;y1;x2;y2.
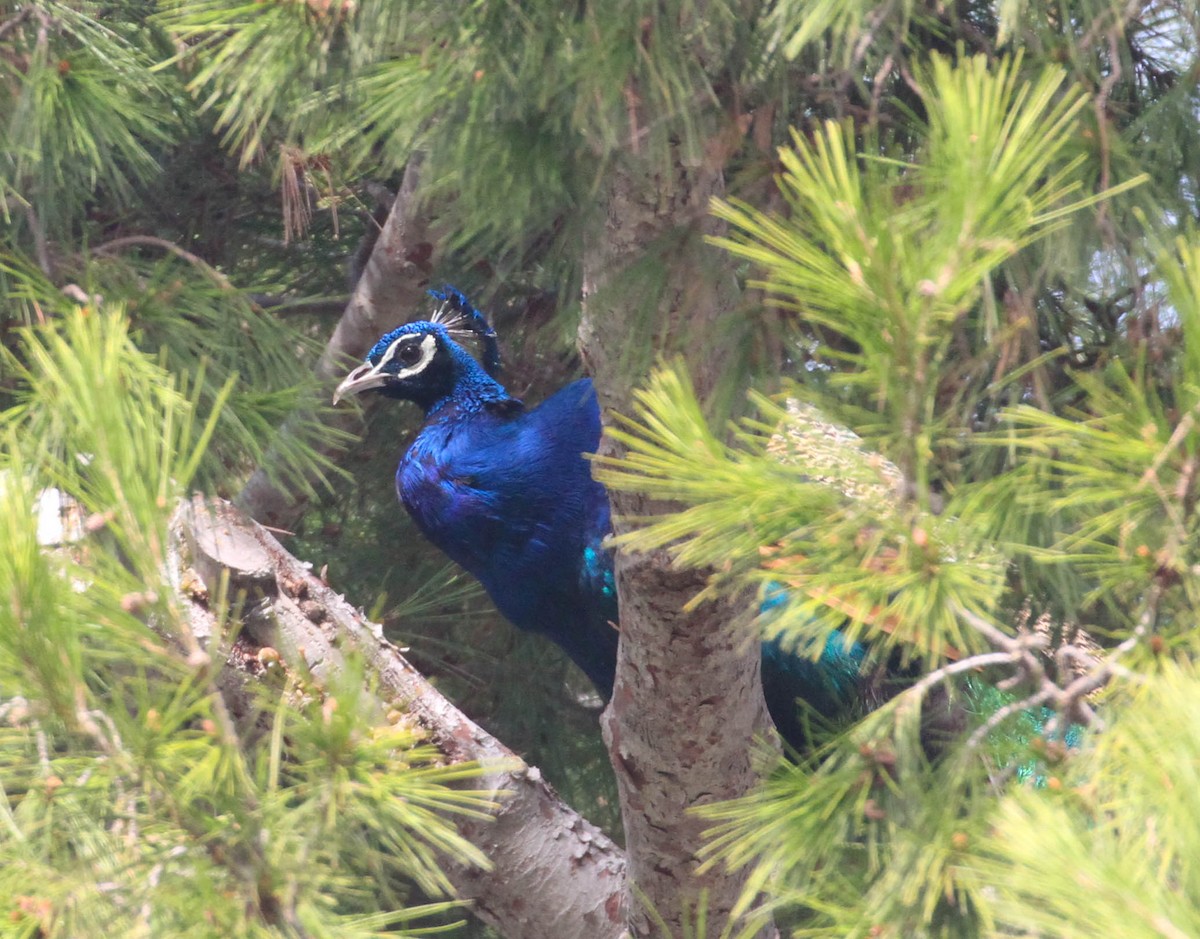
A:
397;333;438;378
374;334;408;370
376;332;437;379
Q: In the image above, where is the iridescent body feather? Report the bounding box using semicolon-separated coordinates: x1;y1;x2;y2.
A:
335;288;873;747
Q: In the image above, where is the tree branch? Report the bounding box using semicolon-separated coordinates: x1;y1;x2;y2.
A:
581;154;774;939
92;235;236;291
236;157;435;529
0;6;32;40
174;496;626;939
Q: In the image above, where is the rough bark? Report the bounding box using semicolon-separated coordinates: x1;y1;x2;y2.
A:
236;158;434;529
580;158;776;938
174;496;626;939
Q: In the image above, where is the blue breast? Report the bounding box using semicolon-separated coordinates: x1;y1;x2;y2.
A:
397;379;620;695
394;374;872;744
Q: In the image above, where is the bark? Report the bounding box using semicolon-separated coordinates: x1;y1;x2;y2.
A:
236;158;434;529
580;157;776;938
174;496;626;939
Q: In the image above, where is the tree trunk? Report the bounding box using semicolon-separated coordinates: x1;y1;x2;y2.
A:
580;155;776;939
175;496;627;939
236;158;434;529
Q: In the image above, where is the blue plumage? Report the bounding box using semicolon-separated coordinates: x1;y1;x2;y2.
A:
334;288;867;747
396;376;620;695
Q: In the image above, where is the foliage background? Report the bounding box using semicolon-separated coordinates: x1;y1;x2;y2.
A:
1;0;1199;936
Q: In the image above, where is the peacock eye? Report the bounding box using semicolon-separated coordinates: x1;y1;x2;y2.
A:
375;331;436;375
397;343;423;366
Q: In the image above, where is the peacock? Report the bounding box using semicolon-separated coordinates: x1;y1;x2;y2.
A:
333;288;887;750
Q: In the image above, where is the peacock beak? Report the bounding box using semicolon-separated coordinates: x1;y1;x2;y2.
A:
333;361;388;404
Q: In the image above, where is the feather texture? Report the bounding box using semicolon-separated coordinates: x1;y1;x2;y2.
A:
396;377;621;695
334;289;872;748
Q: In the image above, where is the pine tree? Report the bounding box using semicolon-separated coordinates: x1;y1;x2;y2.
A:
2;0;1199;937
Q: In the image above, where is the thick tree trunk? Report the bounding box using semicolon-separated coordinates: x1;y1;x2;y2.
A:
580;157;776;939
236;158;433;529
175;497;626;939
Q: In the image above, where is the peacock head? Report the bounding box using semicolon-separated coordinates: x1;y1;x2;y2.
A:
333;287;506;412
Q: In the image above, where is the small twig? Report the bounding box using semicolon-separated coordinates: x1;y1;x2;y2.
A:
110;775;141;847
92;236;236;292
623;81;642;155
2;192;53;277
1042;691;1099;738
1055;642;1101;680
835;0;902;116
0;6;32;40
956;606;1049;690
0;696;29;725
259;523;296;536
966;687;1056;751
74;697;115;756
1138;399;1200;489
22;203;52;277
32;5;49;49
851;0;895;72
903;650;1018;702
140;861;164;927
868;54;895;126
1076;0;1144;56
1116;581;1162;655
898;65;923;99
84;705;125;755
1031;588;1160;734
35;725;51;774
958;580;1162;750
1094;32;1123;176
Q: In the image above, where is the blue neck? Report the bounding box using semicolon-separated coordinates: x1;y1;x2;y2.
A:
423;343;514;417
